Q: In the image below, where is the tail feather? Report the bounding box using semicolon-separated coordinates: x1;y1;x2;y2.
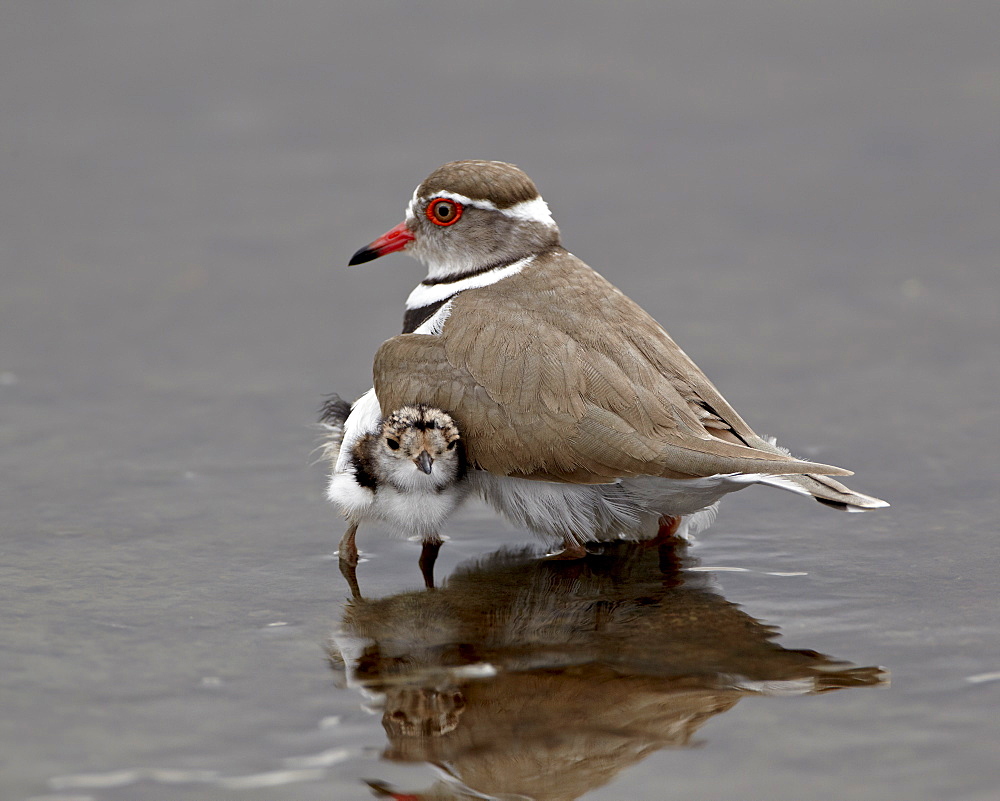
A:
746;434;888;512
757;472;889;512
317;394;353;465
319;394;352;427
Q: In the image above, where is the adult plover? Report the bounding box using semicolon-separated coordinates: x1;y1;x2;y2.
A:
321;395;469;585
347;160;888;557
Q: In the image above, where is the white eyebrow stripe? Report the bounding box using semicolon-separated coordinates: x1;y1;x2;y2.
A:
404;255;534;309
407;190;556;229
404;186;420;222
500;195;556;226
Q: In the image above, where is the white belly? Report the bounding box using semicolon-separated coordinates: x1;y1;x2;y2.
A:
327;469;470;541
618;473;753;517
472;471;756;544
372;482;470;540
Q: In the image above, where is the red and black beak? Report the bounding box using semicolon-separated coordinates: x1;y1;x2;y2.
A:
348;221;415;266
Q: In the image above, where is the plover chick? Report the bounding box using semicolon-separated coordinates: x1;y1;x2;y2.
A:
321;395;469;587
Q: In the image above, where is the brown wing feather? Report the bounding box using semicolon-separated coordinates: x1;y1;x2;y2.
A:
374;251;852;483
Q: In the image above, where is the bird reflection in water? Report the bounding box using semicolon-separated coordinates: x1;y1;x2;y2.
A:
331;542;886;801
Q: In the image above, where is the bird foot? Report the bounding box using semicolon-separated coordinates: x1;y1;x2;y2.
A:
543;539;589;560
644;515;683;548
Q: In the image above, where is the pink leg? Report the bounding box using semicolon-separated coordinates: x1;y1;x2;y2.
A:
543;536;589;560
645;515;682;547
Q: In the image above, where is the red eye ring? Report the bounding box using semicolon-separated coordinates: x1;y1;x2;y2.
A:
426;198;463;226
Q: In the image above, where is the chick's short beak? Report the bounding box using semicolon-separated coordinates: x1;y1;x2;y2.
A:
415;450;434;475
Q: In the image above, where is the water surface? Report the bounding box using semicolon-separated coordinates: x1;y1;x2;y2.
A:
2;3;998;800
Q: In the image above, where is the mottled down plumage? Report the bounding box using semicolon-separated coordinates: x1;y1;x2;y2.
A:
321;394;470;573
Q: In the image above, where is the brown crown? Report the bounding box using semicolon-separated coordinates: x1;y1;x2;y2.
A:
417;160;540;209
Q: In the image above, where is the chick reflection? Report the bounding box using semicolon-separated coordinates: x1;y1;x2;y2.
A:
332;543;885;801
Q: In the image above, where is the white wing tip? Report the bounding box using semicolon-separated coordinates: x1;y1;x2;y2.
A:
847;497;890;512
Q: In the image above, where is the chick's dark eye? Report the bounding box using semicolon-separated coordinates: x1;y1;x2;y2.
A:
385;438;400;450
427;198;462;226
446;440;457;450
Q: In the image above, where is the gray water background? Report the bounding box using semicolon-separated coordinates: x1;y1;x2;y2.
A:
1;2;998;799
